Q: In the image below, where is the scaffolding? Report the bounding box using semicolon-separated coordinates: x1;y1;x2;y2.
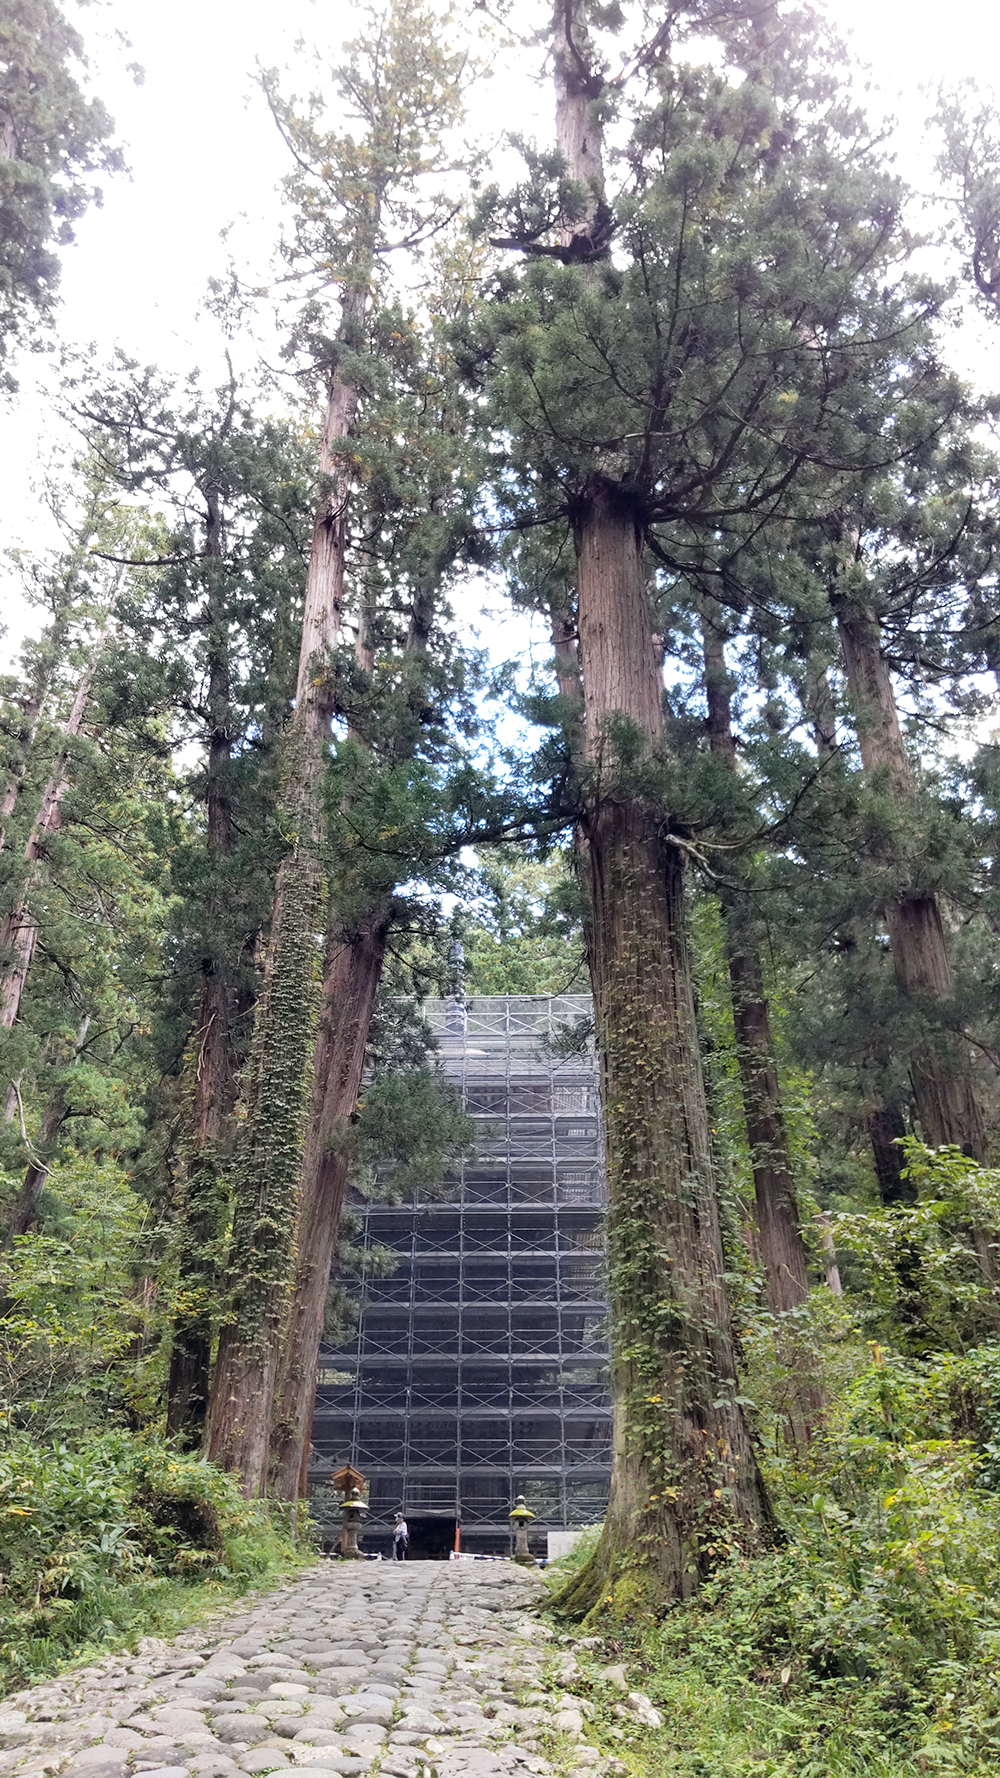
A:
309;994;612;1557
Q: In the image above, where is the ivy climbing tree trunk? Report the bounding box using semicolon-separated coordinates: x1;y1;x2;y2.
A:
205;1;467;1491
269;504;466;1498
701;605;812;1315
832;581;988;1161
204;291;364;1490
556;489;773;1617
535;2;772;1614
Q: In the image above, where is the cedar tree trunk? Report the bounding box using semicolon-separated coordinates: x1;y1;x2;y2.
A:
268;905;391;1499
701;606;814;1325
4;1017;89;1240
267;571;446;1500
556;488;773;1617
206;285;367;1492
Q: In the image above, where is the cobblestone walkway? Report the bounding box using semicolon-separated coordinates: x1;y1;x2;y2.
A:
0;1562;628;1778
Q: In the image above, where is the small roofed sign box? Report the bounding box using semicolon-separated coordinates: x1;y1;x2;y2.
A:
331;1463;367;1498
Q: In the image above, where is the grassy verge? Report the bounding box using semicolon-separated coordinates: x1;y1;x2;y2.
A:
0;1432;312;1696
0;1545;310;1698
540;1551;999;1778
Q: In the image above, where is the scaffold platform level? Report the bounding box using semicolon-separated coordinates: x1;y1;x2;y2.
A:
309;994;612;1557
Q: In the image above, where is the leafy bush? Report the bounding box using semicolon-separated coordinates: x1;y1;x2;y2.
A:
0;1430;300;1690
0;1158;153;1437
597;1349;1000;1775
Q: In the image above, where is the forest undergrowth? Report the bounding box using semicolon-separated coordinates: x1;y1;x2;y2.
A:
0;1429;305;1695
548;1288;1000;1775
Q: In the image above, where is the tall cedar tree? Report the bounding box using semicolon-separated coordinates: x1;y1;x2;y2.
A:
478;0;780;1610
64;360;312;1443
268;262;485;1501
206;0;467;1493
468;0;988;1605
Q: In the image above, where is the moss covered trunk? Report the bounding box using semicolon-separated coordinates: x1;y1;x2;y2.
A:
205;291;365;1493
204;846;325;1488
701;606;814;1315
557;488;773;1616
268;904;391;1500
165;963;236;1444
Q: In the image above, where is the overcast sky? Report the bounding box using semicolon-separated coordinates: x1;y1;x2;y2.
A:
2;0;999;660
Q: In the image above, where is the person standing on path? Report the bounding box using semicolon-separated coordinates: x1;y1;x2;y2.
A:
393;1511;409;1560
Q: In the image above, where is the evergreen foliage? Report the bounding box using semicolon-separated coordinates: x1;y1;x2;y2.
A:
8;0;1000;1757
0;0;122;381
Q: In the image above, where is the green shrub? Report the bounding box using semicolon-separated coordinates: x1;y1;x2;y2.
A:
601;1350;1000;1775
0;1430;301;1691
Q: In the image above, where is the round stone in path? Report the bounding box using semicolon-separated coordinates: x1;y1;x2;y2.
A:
289;1765;369;1777
214;1716;266;1744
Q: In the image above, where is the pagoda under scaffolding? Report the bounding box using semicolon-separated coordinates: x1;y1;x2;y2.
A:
309;994;612;1559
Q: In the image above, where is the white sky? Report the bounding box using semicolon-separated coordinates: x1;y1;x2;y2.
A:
1;0;1000;666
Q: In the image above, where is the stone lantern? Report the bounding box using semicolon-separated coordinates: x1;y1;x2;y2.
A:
340;1486;369;1558
509;1494;535;1565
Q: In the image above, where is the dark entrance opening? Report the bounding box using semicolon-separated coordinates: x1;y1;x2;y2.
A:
405;1515;455;1560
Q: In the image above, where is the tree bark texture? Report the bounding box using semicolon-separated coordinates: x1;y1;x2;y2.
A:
165;980;234;1444
835;588;988;1162
557;489;773;1616
553;0;605;246
268;905;391;1499
206;282;371;1493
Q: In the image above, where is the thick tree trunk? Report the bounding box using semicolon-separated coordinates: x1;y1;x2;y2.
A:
205;285;373;1492
8;1094;67;1237
835;589;988;1161
268;561;449;1500
557;489;773;1617
544;6;770;1614
700;606;820;1448
203;848;325;1487
552;0;604;247
268;906;391;1499
0;659;97;1052
165;963;237;1443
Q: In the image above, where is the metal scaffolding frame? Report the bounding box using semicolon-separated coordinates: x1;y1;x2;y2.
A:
309;994;612;1555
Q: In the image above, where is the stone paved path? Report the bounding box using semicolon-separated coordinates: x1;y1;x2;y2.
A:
0;1562;632;1778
